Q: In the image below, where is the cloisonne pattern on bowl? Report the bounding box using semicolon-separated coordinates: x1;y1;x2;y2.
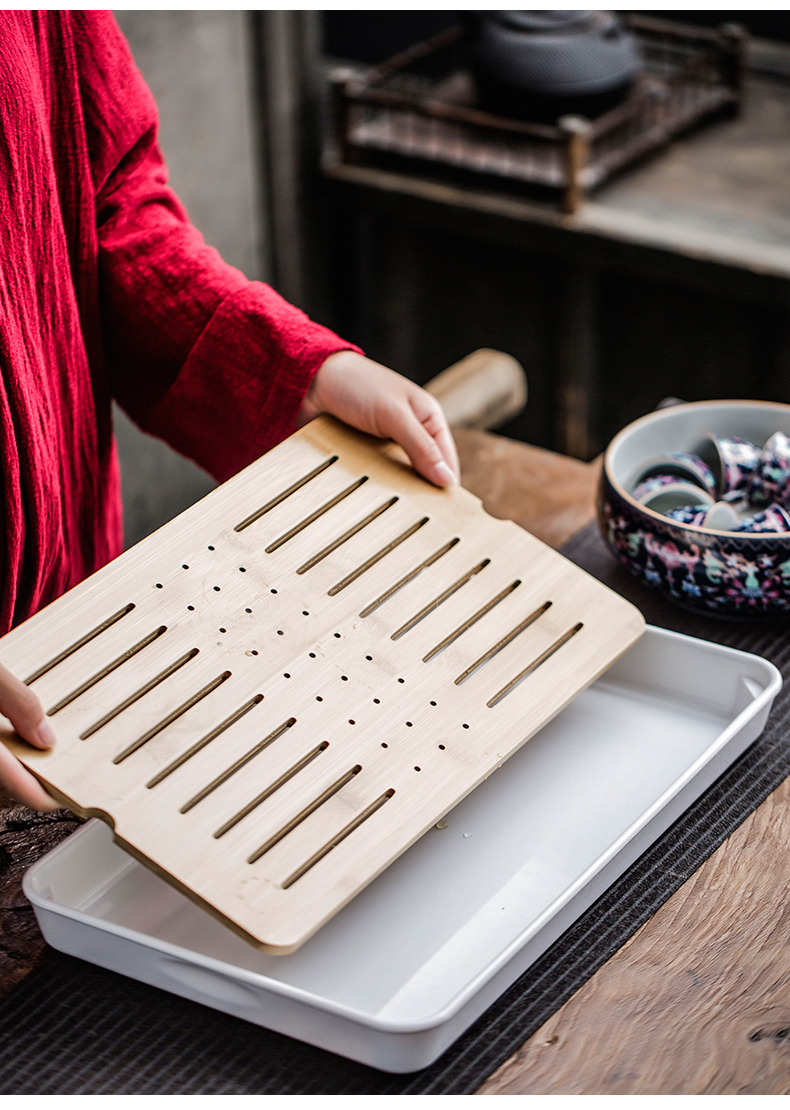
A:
598;400;790;618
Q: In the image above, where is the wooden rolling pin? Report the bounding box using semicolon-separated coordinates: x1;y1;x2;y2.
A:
424;348;527;431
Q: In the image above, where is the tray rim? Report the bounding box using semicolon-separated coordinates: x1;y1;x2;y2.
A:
24;625;781;1036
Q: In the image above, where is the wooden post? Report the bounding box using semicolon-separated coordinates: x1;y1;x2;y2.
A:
719;23;748;120
554;261;598;461
252;11;323;313
331;78;351;168
559;115;592;216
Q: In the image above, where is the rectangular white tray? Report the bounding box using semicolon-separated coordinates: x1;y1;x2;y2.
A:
24;626;781;1074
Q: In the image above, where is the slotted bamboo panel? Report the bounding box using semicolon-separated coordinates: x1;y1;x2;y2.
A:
0;417;644;953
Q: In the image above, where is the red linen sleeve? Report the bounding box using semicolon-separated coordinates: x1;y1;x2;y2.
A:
75;12;360;483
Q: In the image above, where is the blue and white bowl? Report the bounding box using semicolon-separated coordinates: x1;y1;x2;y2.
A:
598;401;790;618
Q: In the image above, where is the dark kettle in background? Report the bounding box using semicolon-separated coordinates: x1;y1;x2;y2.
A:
468;11;643;123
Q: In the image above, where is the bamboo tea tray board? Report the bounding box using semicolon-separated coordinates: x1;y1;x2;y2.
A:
0;417;644;953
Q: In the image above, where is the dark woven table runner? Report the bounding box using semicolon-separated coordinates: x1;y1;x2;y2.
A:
2;522;790;1095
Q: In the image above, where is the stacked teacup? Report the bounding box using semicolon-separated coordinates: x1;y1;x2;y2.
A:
629;431;790;532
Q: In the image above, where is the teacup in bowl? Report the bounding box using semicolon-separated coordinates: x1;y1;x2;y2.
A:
734;504;790;534
599;400;790;617
636;479;713;511
665;501;742;530
632;472;689;502
690;432;761;498
630;452;717;499
749;431;790;507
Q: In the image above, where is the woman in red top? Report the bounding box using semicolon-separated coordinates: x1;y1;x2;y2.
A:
0;12;458;809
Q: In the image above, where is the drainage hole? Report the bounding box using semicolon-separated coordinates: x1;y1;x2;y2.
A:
239;567;246;572
398;678;405;684
213;586;221;592
406;721;413;727
430;700;437;707
462;723;469;729
334;632;341;638
365;655;373;661
182;564;189;570
438;744;445;750
341;675;348;681
271;588;278;594
245;608;252;614
373;698;380;704
316;696;323;702
208;545;215;551
414;766;421;772
381;742;388;748
252;650;259;656
219;628;226;634
348;719;355;725
277;630;284;636
187;605;195;611
309;652;316;658
302;610;309;616
155;583;163;589
283;672;290;678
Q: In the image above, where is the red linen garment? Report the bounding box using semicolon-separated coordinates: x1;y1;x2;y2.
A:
0;11;358;634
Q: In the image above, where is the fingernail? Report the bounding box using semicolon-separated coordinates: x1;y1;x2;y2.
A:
434;461;457;486
32;721;56;749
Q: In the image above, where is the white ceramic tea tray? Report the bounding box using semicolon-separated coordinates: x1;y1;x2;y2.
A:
24;626;780;1074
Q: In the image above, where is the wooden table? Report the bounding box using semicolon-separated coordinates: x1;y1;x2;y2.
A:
479;780;790;1095
3;429;790;1094
464;438;790;1097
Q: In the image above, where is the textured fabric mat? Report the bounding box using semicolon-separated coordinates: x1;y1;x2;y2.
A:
1;521;789;1095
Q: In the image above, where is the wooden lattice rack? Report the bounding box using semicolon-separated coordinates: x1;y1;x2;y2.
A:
336;15;747;213
0;418;643;952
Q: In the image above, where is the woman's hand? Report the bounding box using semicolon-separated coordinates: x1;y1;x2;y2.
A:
299;351;460;488
0;662;59;810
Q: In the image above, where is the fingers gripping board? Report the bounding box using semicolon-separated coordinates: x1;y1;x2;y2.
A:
0;418;644;953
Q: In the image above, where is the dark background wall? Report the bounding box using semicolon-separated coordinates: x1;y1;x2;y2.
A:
111;11;790;542
321;12;790;64
321;192;790;461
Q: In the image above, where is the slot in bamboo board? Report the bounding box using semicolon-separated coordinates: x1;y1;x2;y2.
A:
0;418;644;953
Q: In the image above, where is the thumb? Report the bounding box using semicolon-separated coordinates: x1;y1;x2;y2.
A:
0;740;61;811
385;403;456;487
379;395;459;488
0;662;56;750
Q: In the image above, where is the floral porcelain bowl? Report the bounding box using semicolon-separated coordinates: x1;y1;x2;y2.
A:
598;400;790;618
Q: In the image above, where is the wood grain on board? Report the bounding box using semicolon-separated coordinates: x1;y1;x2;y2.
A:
479;773;790;1095
0;416;642;954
